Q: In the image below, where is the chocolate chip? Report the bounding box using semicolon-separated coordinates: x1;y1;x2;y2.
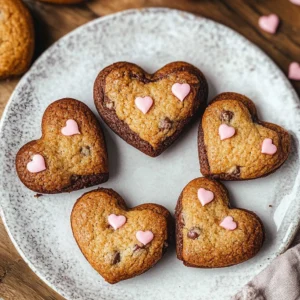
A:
105;100;114;109
133;244;144;252
80;146;90;156
111;252;120;265
159;118;172;130
187;227;201;239
220;110;234;123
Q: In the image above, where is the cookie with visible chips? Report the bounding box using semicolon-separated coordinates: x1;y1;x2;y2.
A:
16;98;109;193
94;61;208;157
198;92;290;180
176;177;264;268
71;188;172;283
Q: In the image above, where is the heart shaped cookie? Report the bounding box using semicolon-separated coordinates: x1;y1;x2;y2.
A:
198;92;290;180
175;177;264;268
94;61;208;157
71;188;172;284
16;98;109;193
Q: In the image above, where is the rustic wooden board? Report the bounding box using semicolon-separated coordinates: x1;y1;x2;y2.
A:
0;0;299;298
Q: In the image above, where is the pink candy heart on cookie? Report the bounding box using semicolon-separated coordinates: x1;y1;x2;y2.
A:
61;119;80;136
219;124;236;140
220;216;237;231
261;138;277;155
135;96;153;114
108;214;126;230
27;154;46;173
290;0;300;5
288;62;300;81
198;188;214;206
172;83;191;101
258;14;279;34
136;230;154;245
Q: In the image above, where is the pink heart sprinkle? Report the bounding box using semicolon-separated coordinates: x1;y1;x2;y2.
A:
290;0;300;5
27;154;46;173
61;119;80;136
136;230;154;245
135;96;153;114
108;214;126;230
219;124;236;140
197;188;214;206
220;216;237;231
288;62;300;81
171;83;191;101
258;14;279;34
261;138;277;155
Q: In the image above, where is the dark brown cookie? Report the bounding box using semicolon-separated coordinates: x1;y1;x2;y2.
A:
176;177;264;268
198;92;290;180
71;188;173;284
16;98;109;193
94;61;208;157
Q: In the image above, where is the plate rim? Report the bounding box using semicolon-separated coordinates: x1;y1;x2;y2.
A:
1;6;300;299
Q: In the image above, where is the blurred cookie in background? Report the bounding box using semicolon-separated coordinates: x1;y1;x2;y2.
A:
0;0;35;79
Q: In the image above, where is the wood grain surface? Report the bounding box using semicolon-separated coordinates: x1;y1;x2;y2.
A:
0;0;299;299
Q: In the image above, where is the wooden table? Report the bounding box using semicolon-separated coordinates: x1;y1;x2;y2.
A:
0;0;299;299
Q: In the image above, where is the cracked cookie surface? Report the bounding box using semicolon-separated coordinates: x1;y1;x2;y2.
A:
198;92;290;180
94;61;208;157
176;177;264;268
16;98;108;193
0;0;34;79
71;188;172;284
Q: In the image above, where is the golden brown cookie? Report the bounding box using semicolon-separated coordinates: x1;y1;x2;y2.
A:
175;177;264;268
16;98;109;193
198;92;290;180
94;61;208;157
0;0;34;79
71;188;173;284
37;0;84;4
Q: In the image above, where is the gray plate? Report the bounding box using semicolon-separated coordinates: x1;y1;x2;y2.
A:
1;8;300;300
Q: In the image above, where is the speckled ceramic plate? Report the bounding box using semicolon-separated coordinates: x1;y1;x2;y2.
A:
1;8;300;300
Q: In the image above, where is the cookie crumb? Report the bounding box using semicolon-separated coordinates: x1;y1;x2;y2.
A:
34;193;43;198
269;205;273;208
80;146;91;156
105;100;114;110
179;213;185;226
